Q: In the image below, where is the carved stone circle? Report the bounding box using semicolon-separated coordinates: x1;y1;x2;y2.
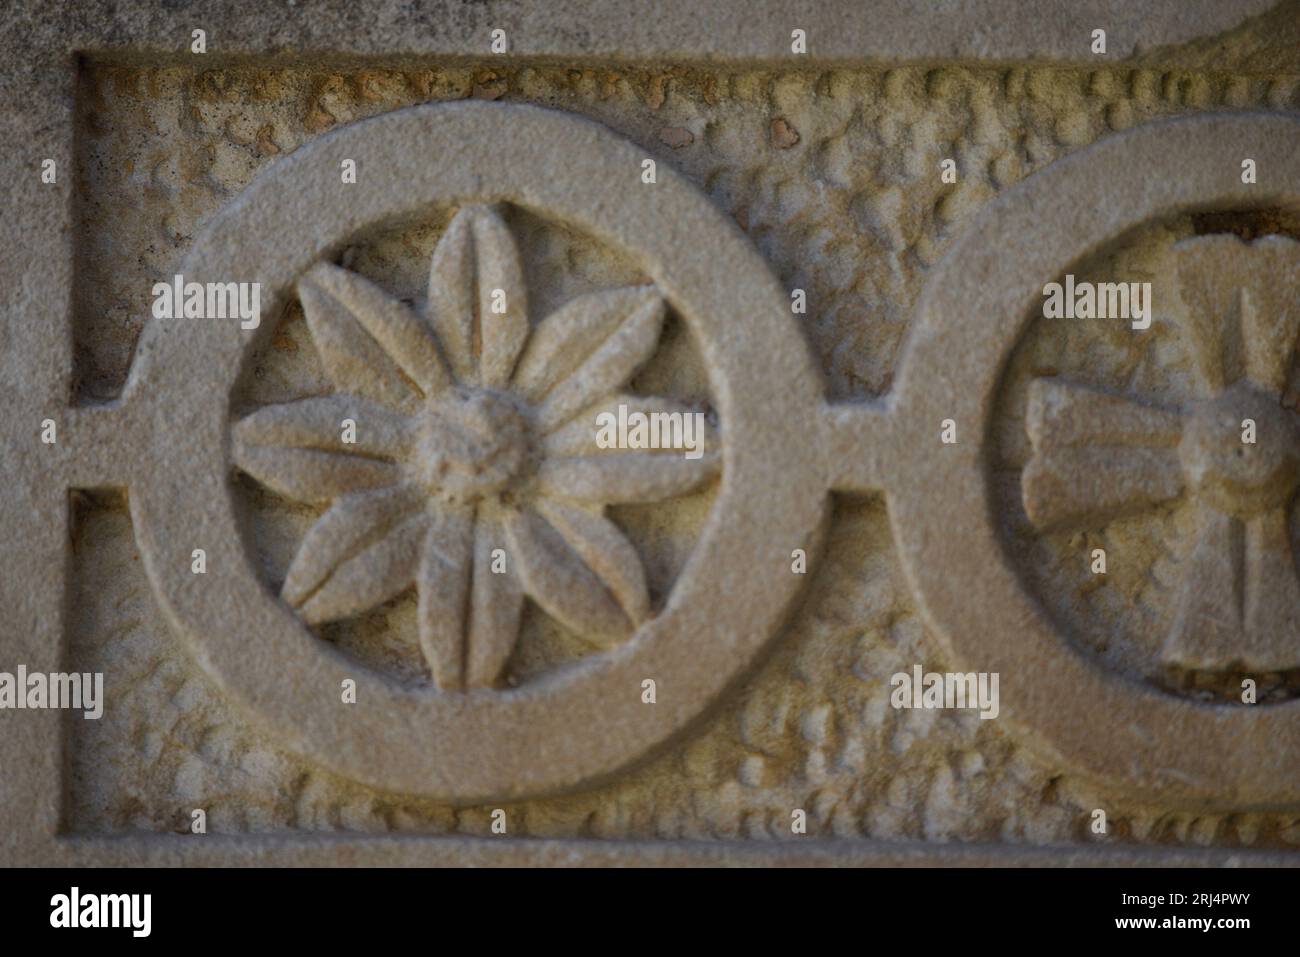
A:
885;113;1300;808
123;101;830;802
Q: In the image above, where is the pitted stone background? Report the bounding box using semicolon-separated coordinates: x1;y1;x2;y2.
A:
67;57;1300;846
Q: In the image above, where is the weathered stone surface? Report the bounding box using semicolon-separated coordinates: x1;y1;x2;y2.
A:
3;1;1300;866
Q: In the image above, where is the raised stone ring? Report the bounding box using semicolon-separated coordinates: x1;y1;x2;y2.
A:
113;101;834;802
878;113;1300;809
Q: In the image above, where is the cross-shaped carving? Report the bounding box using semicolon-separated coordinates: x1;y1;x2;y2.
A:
1023;234;1300;672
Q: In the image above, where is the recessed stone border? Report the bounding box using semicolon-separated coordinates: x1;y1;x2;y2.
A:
55;834;1300;868
0;0;1285;78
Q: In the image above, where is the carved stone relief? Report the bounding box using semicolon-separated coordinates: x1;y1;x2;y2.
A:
5;1;1300;866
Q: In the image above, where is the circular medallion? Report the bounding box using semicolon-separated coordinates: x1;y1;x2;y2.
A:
126;102;828;802
889;113;1300;808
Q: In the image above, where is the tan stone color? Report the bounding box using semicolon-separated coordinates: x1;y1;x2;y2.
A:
5;0;1300;867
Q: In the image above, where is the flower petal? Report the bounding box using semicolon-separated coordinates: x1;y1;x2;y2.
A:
471;210;530;389
234;395;414;459
232;396;408;503
544;392;717;459
465;508;524;688
416;507;474;690
503;506;635;647
300;262;451;399
233;445;400;504
299;265;434;414
425;205;529;387
425;212;476;383
297;511;430;624
510;286;665;431
537;450;720;505
534;498;650;627
282;485;424;607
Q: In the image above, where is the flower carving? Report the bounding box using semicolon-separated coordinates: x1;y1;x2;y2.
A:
1022;234;1300;673
233;205;719;690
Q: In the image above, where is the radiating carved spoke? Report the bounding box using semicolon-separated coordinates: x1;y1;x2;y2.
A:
1023;447;1184;531
1164;505;1300;671
1176;240;1241;392
1164;508;1245;669
1174;235;1300;394
1027;377;1185;449
1241;506;1300;671
1022;378;1184;530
